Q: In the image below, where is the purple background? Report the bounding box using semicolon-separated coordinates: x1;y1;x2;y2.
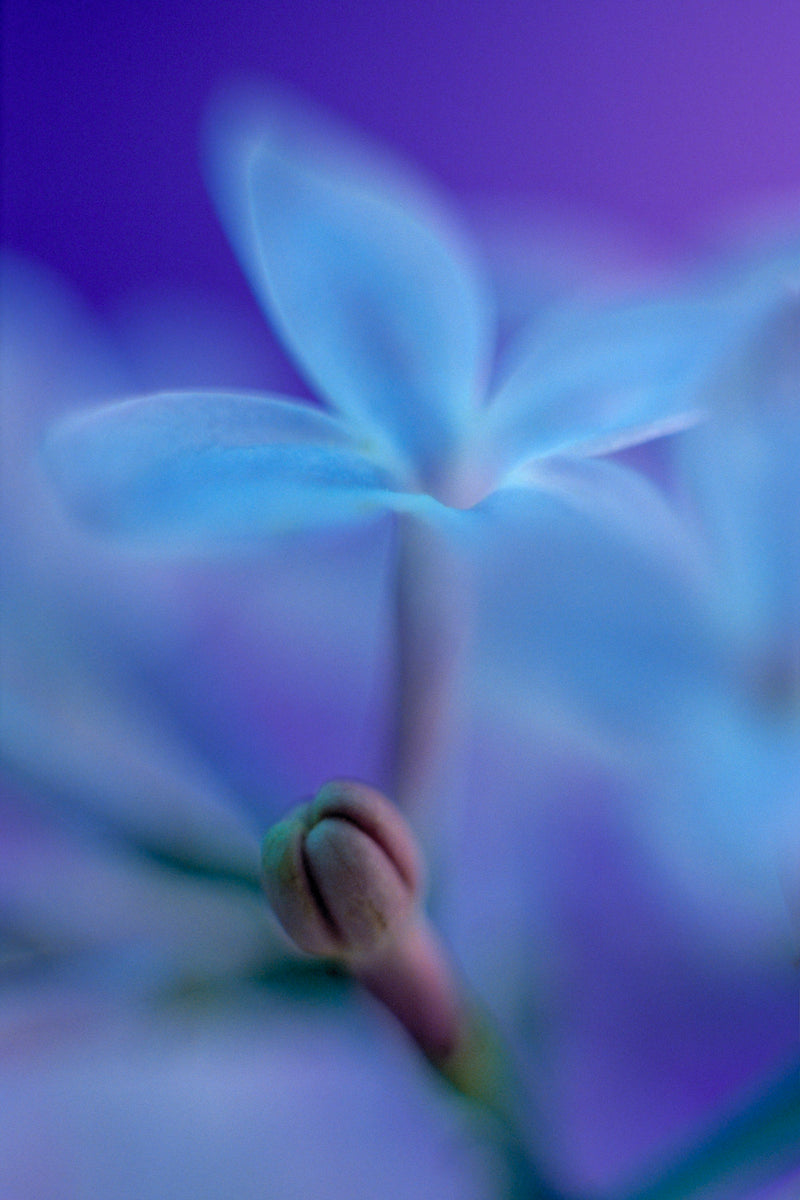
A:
4;0;800;320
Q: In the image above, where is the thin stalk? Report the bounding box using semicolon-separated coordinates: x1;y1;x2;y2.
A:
617;1054;800;1200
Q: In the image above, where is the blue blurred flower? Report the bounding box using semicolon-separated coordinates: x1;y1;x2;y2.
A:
649;287;800;947
472;269;800;954
0;252;279;977
7;91;800;1200
43;89;737;547
41;87;783;824
445;242;800;1193
1;254;505;1200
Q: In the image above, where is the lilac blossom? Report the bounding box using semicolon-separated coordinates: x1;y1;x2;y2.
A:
4;90;799;1199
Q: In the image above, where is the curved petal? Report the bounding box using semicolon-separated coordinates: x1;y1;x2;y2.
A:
0;585;265;883
0;989;500;1200
44;392;403;550
475;282;765;481
206;89;493;489
679;291;800;646
0;790;276;979
506;454;708;584
462;484;719;753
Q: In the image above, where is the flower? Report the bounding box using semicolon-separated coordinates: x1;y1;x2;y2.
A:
648;287;800;947
471;275;800;954
1;252;506;1200
43;89;787;545
10;91;800;1199
0;251;279;980
40;85;785;821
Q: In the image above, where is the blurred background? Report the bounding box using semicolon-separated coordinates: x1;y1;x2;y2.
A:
4;0;800;333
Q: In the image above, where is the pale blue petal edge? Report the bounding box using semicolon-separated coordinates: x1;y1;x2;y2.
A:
43;392;409;551
205;87;494;490
679;290;800;644
477;256;797;477
505;453;709;585
477;292;719;476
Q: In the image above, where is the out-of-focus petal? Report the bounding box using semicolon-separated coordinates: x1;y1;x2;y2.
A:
435;692;799;1197
1;513;266;877
644;679;800;953
506;454;708;583
0;597;263;882
0;253;128;433
0;987;501;1200
475;285;761;481
658;294;800;946
0;788;278;978
462;482;717;753
206;89;493;489
2;258;271;876
469;199;660;368
679;291;800;645
43;392;403;549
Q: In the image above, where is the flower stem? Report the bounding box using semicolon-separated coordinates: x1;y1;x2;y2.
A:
617;1054;800;1200
390;512;472;828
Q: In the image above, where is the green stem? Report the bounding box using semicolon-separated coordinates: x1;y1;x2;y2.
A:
617;1055;800;1200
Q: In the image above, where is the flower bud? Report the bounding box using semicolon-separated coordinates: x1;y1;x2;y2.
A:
261;780;421;962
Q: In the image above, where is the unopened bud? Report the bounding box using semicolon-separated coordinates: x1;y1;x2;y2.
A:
261;780;421;962
262;780;515;1117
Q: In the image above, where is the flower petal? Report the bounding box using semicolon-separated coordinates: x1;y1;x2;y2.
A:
462;482;717;753
44;392;402;550
679;290;800;645
206;89;493;488
2;256;269;879
0;988;500;1200
643;680;800;953
0;790;276;978
0;580;264;883
476;283;764;480
506;453;707;583
436;697;799;1194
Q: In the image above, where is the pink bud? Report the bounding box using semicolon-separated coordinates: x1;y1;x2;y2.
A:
261;780;421;962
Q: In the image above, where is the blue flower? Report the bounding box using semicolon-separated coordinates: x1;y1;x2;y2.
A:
646;287;800;949
1;254;505;1200
466;271;800;980
41;87;785;826
43;87;756;559
0;252;275;975
13;92;800;1199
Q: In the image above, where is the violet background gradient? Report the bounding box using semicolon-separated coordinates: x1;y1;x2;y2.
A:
4;0;800;322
